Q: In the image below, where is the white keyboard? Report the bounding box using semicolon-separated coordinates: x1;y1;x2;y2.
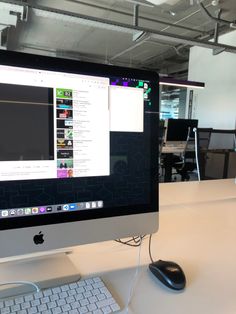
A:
0;277;121;314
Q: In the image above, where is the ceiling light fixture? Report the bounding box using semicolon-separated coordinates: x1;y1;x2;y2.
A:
159;77;205;89
122;0;154;7
147;0;179;5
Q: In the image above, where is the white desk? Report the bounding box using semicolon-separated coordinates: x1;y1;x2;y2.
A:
160;178;236;206
68;179;236;314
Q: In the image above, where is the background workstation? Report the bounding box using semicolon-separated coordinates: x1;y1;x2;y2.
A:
160;120;236;182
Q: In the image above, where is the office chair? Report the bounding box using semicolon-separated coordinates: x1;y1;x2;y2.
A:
196;128;213;179
172;136;195;181
175;127;214;181
197;128;213;150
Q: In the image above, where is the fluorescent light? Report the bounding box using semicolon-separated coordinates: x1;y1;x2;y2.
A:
147;0;179;5
123;0;154;7
159;77;205;89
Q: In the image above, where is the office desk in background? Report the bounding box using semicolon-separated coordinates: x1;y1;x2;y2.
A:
68;179;236;314
200;148;236;179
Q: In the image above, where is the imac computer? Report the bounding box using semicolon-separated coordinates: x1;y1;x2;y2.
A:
0;50;158;293
164;118;198;146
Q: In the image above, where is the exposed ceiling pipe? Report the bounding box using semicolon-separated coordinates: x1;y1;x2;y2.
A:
214;9;222;43
133;4;139;27
198;1;235;27
212;9;225;55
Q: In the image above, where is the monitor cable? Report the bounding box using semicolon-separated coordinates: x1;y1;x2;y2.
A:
115;234;154;262
193;127;201;181
148;234;154;263
124;236;143;314
115;235;147;247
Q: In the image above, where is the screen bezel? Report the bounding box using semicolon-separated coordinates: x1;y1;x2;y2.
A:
0;50;159;231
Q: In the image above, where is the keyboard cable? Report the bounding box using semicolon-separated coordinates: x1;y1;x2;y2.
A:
0;280;40;293
124;236;143;314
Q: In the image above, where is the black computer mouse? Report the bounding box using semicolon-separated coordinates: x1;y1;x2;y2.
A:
149;259;186;291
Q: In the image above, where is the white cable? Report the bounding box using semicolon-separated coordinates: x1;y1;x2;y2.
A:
193;128;201;181
125;236;143;314
0;281;40;295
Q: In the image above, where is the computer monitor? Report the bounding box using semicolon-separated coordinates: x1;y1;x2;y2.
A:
0;50;158;263
165;118;198;142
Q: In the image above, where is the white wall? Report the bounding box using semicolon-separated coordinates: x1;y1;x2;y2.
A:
187;30;236;129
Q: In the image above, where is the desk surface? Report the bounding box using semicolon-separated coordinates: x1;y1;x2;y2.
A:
69;179;236;314
160;178;236;206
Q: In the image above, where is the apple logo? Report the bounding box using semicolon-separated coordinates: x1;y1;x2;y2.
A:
33;231;44;245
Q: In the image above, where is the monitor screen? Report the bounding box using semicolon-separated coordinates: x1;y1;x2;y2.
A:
0;50;158;258
165;118;198;142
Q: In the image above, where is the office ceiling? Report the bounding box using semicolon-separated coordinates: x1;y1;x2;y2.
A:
1;0;236;76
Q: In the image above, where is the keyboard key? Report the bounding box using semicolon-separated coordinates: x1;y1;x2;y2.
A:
11;304;20;312
78;306;88;313
28;307;38;314
31;299;40;307
48;301;57;309
5;300;14;307
2;307;10;314
14;296;24;304
43;289;53;297
71;301;80;309
38;303;48;311
111;303;121;311
87;303;97;311
52;307;62;314
57;298;66;306
88;295;98;304
69;282;78;289
61;303;72;311
41;296;50;304
24;294;34;302
97;293;106;301
93;309;103;314
80;298;89;306
50;294;59;302
21;301;30;309
102;305;113;313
